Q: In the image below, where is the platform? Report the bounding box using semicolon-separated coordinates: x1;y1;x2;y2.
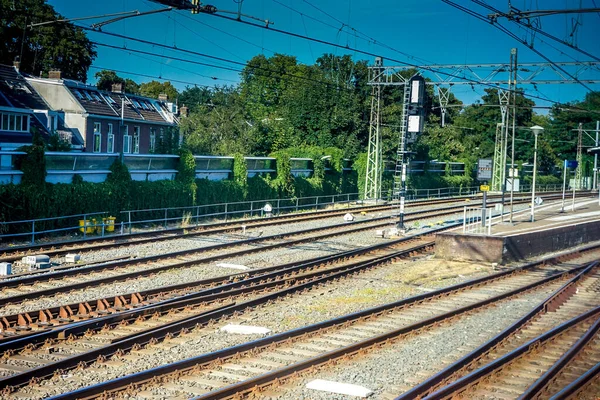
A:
436;195;600;264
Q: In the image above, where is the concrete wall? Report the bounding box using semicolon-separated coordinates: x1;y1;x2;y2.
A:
436;220;600;264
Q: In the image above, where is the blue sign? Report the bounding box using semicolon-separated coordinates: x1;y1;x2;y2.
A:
565;160;578;169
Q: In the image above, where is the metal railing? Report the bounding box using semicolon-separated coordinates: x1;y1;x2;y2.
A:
463;206;492;235
0;211;110;245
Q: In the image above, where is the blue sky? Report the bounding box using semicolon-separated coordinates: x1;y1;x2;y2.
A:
47;0;599;110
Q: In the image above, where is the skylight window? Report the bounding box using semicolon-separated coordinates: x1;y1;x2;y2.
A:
83;91;93;101
91;92;102;101
105;95;117;105
73;89;84;99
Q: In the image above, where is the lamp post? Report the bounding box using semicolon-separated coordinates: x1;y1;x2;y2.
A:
530;125;544;222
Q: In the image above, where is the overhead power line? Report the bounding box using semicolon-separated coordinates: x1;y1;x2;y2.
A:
89;65;219;88
470;0;600;63
441;1;596;92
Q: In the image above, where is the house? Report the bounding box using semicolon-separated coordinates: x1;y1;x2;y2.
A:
27;73;180;154
0;62;75;150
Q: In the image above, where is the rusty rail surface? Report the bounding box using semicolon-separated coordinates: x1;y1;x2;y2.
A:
519;317;600;399
420;306;600;400
40;259;588;399
549;362;600;400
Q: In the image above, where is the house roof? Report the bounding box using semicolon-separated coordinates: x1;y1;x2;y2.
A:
63;81;176;125
0;64;49;110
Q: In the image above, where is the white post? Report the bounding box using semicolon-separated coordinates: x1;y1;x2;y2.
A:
561;160;567;213
530;130;538;222
463;206;467;233
594;120;599;190
572;178;576;212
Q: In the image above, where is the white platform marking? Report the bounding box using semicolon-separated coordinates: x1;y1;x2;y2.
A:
220;324;271;335
215;263;249;270
306;379;374;397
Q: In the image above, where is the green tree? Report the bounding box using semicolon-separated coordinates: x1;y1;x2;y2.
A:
139;81;179;100
0;0;96;82
95;70;140;94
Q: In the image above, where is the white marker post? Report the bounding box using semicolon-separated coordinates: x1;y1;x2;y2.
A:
561;159;567;213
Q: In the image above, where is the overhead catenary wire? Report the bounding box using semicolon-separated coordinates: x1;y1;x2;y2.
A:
88;65;220;88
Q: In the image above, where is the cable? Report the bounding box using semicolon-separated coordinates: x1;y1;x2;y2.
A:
88;65;219;88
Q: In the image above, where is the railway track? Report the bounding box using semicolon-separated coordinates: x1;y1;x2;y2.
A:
391;261;600;399
11;247;599;399
0;191;584;264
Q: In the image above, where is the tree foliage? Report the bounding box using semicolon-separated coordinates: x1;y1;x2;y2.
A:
95;70;140;94
0;0;96;82
139;80;179;100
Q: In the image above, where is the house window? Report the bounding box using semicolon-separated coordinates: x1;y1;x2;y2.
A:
123;126;131;154
107;124;114;153
0;112;29;132
93;122;101;153
133;126;140;154
149;128;156;153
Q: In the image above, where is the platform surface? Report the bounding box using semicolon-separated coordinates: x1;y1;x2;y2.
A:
471;196;600;237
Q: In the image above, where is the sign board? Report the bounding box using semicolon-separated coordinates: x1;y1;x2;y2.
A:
509;168;519;178
477;159;493;181
480;185;490;192
535;197;543;205
565;160;578;169
407;115;421;133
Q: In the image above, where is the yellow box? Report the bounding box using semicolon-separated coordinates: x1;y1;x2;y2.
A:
480;185;490;192
79;219;95;234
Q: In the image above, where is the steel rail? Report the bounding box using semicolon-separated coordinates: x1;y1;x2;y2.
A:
549;362;600;400
519;317;600;399
394;260;599;400
420;307;600;400
0;190;581;262
46;260;589;400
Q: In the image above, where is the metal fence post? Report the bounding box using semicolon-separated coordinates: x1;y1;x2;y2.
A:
224;203;228;222
83;214;87;239
347;193;350;208
31;221;35;244
277;199;280;215
463;206;467;233
315;196;319;211
164;209;168;229
196;206;200;226
296;198;299;212
250;201;254;218
128;211;132;235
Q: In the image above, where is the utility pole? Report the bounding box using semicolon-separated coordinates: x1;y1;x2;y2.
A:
576;123;583;189
364;57;383;201
595;120;599;190
508;48;518;224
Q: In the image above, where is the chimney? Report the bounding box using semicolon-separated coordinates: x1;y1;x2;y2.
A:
158;93;168;102
13;57;20;72
179;105;189;118
111;83;123;93
48;70;62;79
